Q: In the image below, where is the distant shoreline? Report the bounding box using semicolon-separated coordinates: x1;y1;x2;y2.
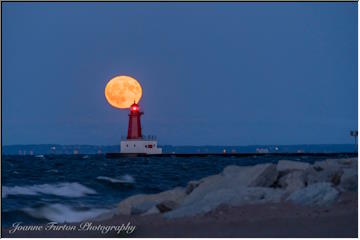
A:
105;152;357;158
2;152;357;158
2;143;357;155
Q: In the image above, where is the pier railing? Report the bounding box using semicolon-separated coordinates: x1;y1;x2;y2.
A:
121;135;157;140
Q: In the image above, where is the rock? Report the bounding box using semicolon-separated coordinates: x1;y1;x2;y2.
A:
337;158;358;169
141;206;160;216
165;164;279;219
165;186;285;219
286;182;339;206
310;158;357;186
222;164;278;187
276;160;310;173
306;166;343;186
278;171;306;192
131;200;157;215
156;200;179;213
116;187;186;215
183;174;224;205
313;158;357;171
95;211;116;222
339;169;357;192
185;180;201;194
313;159;341;171
182;164;278;207
248;164;278;187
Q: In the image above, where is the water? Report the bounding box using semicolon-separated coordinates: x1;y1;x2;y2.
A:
1;154;350;227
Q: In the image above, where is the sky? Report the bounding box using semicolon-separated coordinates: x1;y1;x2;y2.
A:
2;2;358;146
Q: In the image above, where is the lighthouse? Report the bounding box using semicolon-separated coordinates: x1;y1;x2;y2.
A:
127;102;143;139
120;102;162;154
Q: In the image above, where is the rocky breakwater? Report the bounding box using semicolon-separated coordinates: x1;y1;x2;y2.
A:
105;158;357;220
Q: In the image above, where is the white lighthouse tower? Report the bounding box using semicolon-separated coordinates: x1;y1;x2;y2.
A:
120;102;162;155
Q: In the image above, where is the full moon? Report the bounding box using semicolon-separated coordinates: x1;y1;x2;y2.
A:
105;76;143;109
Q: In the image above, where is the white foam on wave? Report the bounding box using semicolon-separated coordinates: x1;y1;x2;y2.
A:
96;174;135;184
2;182;96;198
23;203;108;223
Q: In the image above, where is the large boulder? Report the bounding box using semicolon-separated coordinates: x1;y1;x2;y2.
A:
313;159;342;171
141;206;160;216
339;169;357;192
183;164;278;206
278;170;306;193
131;200;157;215
337;158;357;169
116;187;186;215
313;158;357;172
310;159;357;187
276;160;310;173
222;163;278;187
156;200;179;213
184;173;223;195
165;186;285;219
286;182;339;206
305;166;343;186
185;180;202;194
183;174;223;201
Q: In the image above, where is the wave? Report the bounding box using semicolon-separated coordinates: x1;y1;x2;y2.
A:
96;174;135;184
2;182;96;198
22;203;108;223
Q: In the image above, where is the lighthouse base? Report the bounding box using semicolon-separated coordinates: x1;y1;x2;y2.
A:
120;139;162;154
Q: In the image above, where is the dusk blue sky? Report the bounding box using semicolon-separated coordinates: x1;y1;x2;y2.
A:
2;3;357;146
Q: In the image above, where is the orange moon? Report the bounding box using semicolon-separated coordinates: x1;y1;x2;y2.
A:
105;76;142;109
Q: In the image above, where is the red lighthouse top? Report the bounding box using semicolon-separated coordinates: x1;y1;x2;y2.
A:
130;103;140;112
127;102;143;139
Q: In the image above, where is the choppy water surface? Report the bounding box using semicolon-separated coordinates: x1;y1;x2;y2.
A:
1;154;350;227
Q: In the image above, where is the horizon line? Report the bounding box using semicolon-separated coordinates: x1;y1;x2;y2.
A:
2;143;356;147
